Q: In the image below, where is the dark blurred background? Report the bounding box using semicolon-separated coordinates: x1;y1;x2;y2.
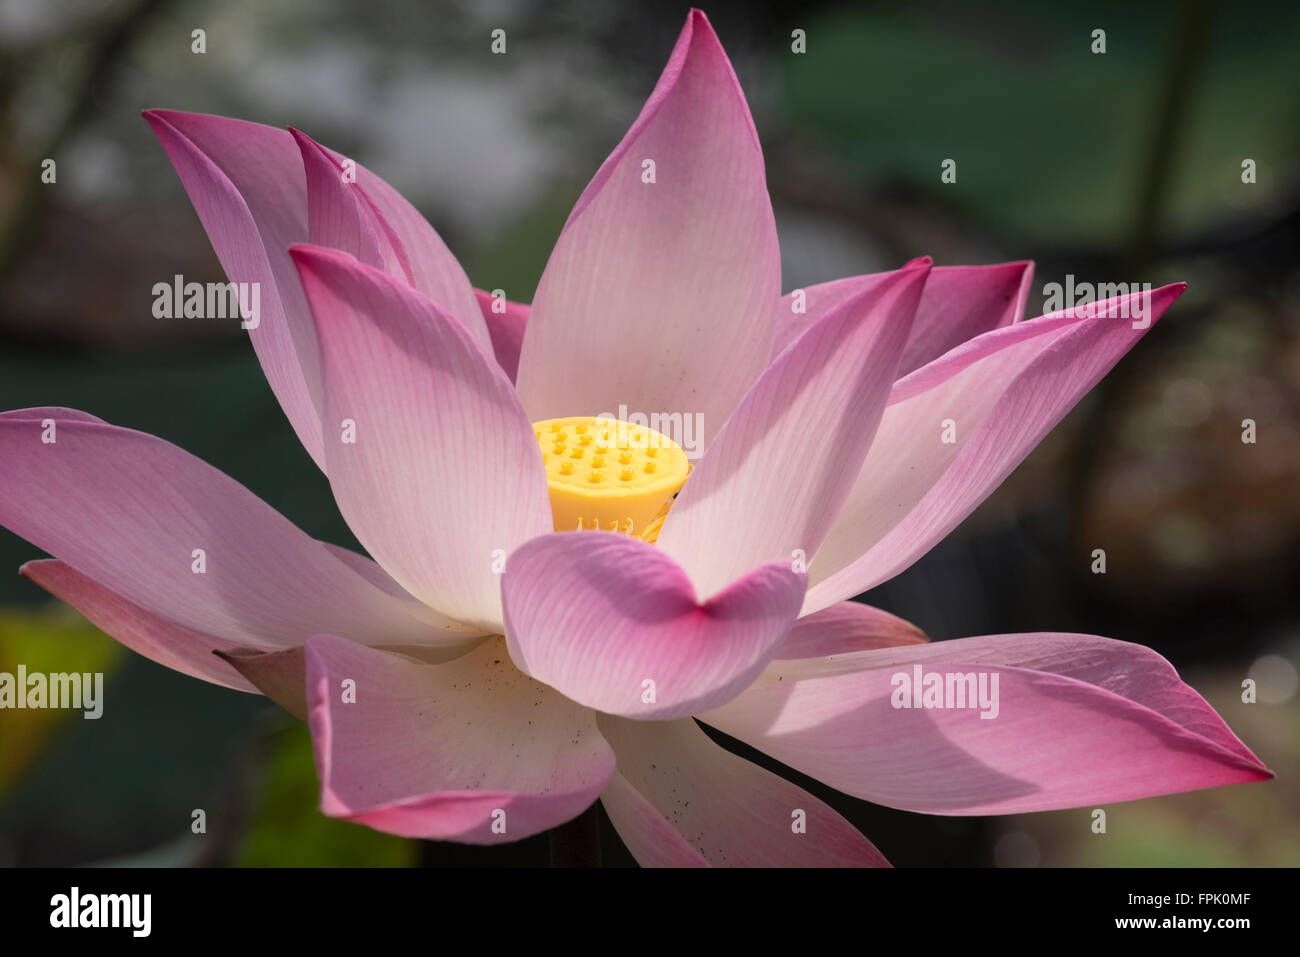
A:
0;0;1296;866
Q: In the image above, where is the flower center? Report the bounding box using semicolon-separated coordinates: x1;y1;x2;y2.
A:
533;416;691;538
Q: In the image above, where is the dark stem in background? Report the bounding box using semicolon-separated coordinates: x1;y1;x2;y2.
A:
1130;0;1220;271
1064;0;1219;573
0;0;172;285
548;802;602;867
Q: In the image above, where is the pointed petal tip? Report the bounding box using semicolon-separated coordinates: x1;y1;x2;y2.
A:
1143;280;1189;317
1224;756;1274;783
287;242;403;304
686;9;722;48
989;258;1033;276
17;557;66;584
288;127;345;177
286;125;321;153
17;559;69;598
141;108;172;136
686;8;725;45
17;556;76;583
287;241;348;270
886;259;932;294
902;620;930;643
140;108;192;134
1226;738;1273;780
1202;721;1273;780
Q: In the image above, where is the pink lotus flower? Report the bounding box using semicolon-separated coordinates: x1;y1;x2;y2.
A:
0;10;1269;866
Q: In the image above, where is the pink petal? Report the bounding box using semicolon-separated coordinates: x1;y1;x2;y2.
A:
657;263;928;601
0;415;466;648
776;601;928;659
703;633;1272;814
290;245;551;631
306;634;615;844
144;110;322;468
598;715;888;867
292;127;409;282
319;542;422;600
774;261;1033;377
0;407;105;424
501;532;806;720
217;639;475;722
770;255;929;360
21;559;256;692
291;126;489;348
897;261;1035;375
145;110;486;470
515;10;780;447
473;288;529;383
598;774;709;867
806;284;1186;613
216;645;309;716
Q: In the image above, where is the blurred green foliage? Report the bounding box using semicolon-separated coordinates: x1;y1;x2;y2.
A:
785;1;1300;244
236;722;416;867
0;605;123;793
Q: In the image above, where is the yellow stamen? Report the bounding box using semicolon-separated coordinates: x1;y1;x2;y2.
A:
533;415;691;535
